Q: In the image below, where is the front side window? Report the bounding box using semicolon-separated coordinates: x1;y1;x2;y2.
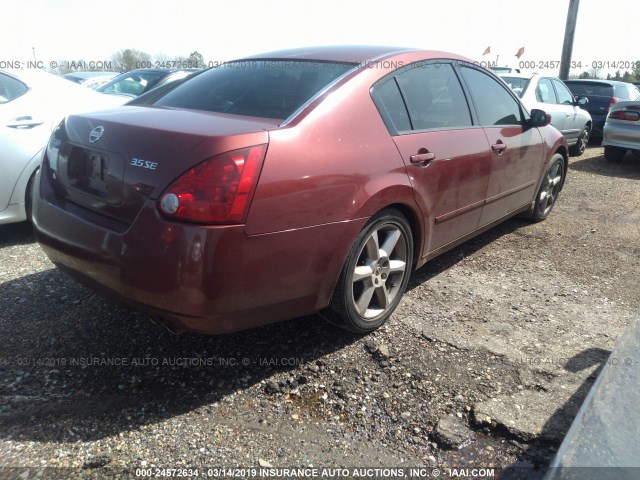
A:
0;73;28;104
459;66;523;126
553;80;575;105
154;61;355;120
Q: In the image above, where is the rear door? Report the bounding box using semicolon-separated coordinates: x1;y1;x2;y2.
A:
372;61;491;254
457;64;545;227
534;77;568;135
0;72;51;212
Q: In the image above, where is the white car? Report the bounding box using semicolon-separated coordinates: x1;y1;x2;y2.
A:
0;69;127;225
500;73;592;156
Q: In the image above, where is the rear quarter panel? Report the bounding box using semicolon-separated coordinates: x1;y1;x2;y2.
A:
245;66;419;236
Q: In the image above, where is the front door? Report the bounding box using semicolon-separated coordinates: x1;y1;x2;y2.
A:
457;65;545;227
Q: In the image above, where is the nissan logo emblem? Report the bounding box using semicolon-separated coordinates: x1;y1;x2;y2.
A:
89;126;104;143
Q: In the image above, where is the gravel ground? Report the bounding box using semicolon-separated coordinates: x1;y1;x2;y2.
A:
0;145;638;479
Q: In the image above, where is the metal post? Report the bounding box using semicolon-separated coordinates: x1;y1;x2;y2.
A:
559;0;580;80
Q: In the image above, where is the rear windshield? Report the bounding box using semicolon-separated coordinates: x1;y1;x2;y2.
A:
565;82;614;97
154;60;355;119
97;70;169;96
501;77;530;98
0;73;28;104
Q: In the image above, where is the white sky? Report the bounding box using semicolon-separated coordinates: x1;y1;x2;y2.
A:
1;0;638;76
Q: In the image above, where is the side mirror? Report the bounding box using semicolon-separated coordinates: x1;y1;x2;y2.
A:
529;108;551;127
575;96;589;106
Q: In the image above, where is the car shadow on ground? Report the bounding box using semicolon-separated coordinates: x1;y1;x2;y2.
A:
0;264;361;443
570;151;640;180
500;347;610;479
407;216;532;291
0;222;36;247
0;215;537;445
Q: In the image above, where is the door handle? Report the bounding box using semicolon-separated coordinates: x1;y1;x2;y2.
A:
491;141;507;155
6;116;45;129
410;149;435;166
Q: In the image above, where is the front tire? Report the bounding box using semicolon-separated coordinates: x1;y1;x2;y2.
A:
569;126;590;157
604;146;627;162
529;154;564;222
326;209;413;334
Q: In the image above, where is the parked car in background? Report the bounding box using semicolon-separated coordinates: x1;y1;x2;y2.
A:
63;71;118;88
564;79;640;138
0;69;127;225
491;66;520;74
602;100;640;161
501;73;591;156
95;68;199;98
33;46;568;335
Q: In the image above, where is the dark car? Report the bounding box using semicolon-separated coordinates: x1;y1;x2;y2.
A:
33;46;568;335
95;68;199;98
63;71;118;86
564;79;640;137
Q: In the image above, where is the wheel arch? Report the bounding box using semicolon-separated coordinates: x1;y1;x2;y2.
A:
351;184;425;270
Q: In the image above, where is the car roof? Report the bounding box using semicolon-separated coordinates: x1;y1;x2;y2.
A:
64;71;118;80
239;45;422;63
499;73;537;79
564;79;632;86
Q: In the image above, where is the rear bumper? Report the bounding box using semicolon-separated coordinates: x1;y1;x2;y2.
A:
602;123;640;152
33;169;364;334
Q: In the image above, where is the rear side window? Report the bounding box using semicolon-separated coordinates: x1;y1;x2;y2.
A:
0;73;28;104
371;78;411;133
154;61;354;120
536;78;557;104
631;85;640;100
395;64;472;131
459;66;523;126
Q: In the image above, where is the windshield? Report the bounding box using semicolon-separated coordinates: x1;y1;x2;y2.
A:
153;60;355;119
501;77;530;98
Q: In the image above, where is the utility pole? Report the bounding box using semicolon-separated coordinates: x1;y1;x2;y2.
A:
559;0;580;80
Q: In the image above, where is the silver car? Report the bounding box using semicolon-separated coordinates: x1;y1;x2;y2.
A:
501;73;592;156
602;101;640;162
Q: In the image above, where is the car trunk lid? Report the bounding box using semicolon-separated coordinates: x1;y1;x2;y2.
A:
49;105;276;225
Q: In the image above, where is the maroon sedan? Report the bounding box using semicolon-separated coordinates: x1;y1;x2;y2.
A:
33;46;568;334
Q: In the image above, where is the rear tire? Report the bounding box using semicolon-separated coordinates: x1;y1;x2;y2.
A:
325;209;413;334
604;146;627;162
569;126;590;157
528;154;564;222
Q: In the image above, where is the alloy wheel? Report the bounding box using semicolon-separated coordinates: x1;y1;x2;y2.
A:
538;161;563;217
351;223;408;320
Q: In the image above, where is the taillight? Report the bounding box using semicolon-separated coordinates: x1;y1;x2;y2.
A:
608;97;619;110
608;110;640;121
158;144;267;224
